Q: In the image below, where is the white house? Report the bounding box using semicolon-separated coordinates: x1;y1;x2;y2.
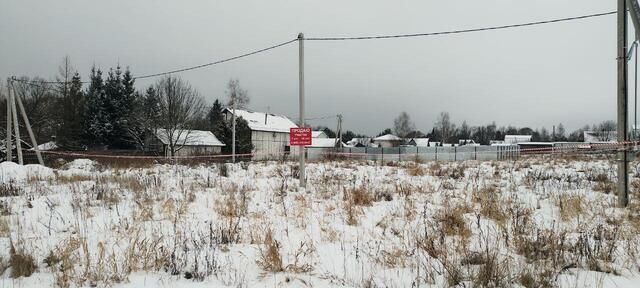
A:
312;131;328;138
346;137;372;147
504;135;533;144
153;129;225;157
223;108;298;158
309;138;344;148
372;134;403;148
407;138;430;147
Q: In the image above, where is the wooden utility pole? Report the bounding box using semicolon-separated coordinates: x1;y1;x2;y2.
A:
298;32;306;187
618;0;630;207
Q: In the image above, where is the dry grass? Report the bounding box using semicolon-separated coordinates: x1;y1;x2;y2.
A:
556;193;585;221
0;183;21;197
473;185;508;225
0;217;9;237
434;202;472;238
9;245;37;278
256;229;283;273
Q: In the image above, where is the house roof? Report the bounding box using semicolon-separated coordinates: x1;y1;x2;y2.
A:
374;134;402;141
409;138;430;147
309;138;343;148
155;129;225;146
312;131;327;138
504;135;532;144
224;108;297;133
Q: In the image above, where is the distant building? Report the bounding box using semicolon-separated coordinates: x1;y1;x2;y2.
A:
504;135;533;144
458;139;480;146
407;138;430;147
583;131;617;143
372;134;403;148
308;138;344;148
346;137;372;147
312;131;328;138
223;108;298;158
151;129;225;157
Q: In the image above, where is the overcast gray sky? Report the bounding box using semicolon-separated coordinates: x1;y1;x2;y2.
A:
0;0;628;135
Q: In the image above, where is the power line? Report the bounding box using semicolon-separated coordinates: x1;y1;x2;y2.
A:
10;38;299;85
8;11;616;86
307;11;616;41
133;38;298;80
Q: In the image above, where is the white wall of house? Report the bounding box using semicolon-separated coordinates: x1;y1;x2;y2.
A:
166;145;222;157
375;140;401;148
251;130;290;158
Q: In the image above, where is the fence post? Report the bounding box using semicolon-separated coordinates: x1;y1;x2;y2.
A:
398;147;401;162
435;146;438;161
474;146;477;160
454;146;457;161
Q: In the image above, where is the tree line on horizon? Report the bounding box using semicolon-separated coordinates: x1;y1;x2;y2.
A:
0;57;253;156
0;57;620;156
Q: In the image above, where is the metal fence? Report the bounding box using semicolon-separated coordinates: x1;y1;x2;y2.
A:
305;145;520;162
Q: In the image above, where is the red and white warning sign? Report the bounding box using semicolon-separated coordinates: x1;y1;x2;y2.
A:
290;127;312;146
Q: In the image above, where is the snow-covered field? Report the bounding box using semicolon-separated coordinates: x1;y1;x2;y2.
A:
0;156;640;287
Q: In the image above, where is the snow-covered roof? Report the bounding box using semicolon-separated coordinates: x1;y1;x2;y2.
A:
309;138;343;148
31;141;58;151
224;108;297;133
374;134;402;141
155;129;225;146
409;138;430;147
504;135;532;144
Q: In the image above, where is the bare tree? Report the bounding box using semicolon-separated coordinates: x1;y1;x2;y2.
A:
595;120;616;142
12;77;56;143
393;111;415;138
434;112;455;143
154;76;204;157
56;56;74;98
226;79;249;109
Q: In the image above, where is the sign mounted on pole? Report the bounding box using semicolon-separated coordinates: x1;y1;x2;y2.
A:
290;127;312;146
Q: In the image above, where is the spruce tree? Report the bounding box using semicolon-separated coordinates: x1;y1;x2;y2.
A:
86;66;109;147
57;73;86;149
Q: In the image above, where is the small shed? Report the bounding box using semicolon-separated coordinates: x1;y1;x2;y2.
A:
153;129;225;157
373;134;403;148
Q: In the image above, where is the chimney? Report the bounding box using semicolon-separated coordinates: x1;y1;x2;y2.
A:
264;113;268;125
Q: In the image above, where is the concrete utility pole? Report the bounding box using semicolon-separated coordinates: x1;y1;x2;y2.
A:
618;0;630;207
5;82;12;161
13;82;44;165
298;32;306;187
232;94;236;163
10;84;23;165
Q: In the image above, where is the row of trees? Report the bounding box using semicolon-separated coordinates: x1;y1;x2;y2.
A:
384;111;617;145
1;57;253;155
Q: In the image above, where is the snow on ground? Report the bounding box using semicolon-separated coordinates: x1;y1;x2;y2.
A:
0;156;640;287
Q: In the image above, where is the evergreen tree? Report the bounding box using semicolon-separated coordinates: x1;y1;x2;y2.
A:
86;66;110;146
57;73;86;149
